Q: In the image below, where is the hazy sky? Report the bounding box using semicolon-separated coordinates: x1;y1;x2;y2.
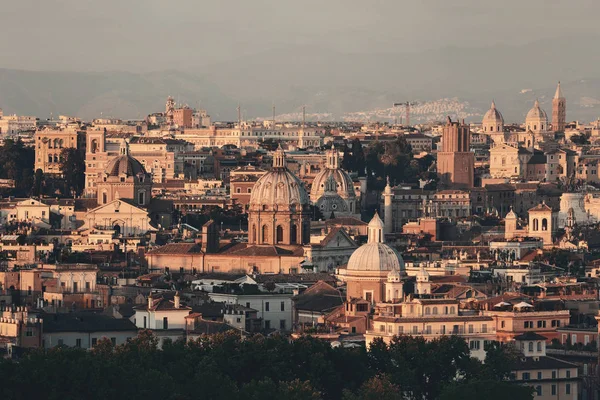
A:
2;0;599;72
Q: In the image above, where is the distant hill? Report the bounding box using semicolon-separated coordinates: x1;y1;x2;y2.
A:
1;35;600;123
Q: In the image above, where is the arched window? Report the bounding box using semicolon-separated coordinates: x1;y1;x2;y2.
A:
290;224;297;244
432;307;438;315
490;126;494;132
533;218;539;231
537;342;542;352
276;225;283;243
247;188;252;193
262;225;269;243
542;218;548;231
91;139;98;153
236;187;241;194
533;125;537;131
425;307;430;315
502;157;506;166
449;306;455;314
444;306;449;315
102;192;107;204
528;342;534;352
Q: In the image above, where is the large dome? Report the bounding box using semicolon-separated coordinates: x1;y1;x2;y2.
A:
483;101;504;125
249;146;309;210
346;213;405;273
104;154;147;177
310;146;355;202
526;99;548;121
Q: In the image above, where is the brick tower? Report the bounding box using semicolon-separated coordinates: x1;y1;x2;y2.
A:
437;117;474;189
552;82;566;132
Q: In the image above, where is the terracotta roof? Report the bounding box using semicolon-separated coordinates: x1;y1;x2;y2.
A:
42;313;138;333
326;217;367;226
374;315;493;323
146;243;202;255
221;244;304;257
529;202;553;212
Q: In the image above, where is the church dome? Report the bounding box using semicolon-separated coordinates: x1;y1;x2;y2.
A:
483;101;504;125
505;207;517;220
310;146;355;202
346;213;405;273
316;175;348;216
104;142;147;177
249;146;309;210
526;99;548;121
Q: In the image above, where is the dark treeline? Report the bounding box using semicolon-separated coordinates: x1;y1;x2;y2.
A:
341;138;437;191
0;331;532;400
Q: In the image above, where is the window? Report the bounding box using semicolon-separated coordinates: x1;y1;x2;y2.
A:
566;370;571;378
380;325;385;332
528;342;534;352
552;371;556;379
280;301;285;312
535;386;542;396
265;302;270;312
412;326;418;334
551;385;556;395
566;384;570;395
279;320;286;330
26;327;34;337
110;337;116;346
537;372;542;380
397;326;403;334
246;302;251;308
524;321;533;329
92;338;97;347
481;324;487;333
76;339;82;348
163;317;168;330
501;321;505;328
537;342;542;352
264;320;271;330
143;316;147;328
522;372;530;381
27;286;32;295
469;340;480;350
468;324;474;334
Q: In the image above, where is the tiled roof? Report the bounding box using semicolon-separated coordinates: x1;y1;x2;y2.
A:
146;243;202;255
515;356;578;371
42;312;137;333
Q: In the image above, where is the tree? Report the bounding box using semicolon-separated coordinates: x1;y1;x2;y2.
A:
439;380;533;400
32;168;45;197
342;375;403;400
59;147;86;196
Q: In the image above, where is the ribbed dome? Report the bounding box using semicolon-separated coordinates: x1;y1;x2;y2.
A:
249;146;309;210
346;213;405;273
483;101;504;125
311;169;355;201
310;145;355;202
347;242;405;272
526;99;548;121
104;155;147;177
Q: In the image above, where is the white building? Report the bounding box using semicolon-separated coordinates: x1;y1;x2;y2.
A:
208;292;294;331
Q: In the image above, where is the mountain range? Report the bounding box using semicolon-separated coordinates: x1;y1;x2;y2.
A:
1;35;600;123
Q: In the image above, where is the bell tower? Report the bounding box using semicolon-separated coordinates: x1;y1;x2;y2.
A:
552;82;566;132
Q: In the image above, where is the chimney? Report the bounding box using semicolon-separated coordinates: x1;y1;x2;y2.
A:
148;293;153;309
174;291;180;309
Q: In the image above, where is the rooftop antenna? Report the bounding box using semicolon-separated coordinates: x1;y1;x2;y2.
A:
272;103;276;126
237;104;241;127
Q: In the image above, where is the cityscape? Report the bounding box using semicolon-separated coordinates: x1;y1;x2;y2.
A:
2;2;600;400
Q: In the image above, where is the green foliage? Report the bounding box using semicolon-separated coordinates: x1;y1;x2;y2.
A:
0;139;35;196
439;380;534;400
341;139;366;176
59;147;86;196
0;331;530;400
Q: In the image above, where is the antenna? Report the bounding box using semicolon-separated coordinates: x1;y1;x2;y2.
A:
237;104;241;127
272;103;276;126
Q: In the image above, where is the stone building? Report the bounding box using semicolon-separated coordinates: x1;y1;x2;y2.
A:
34;127;85;174
525;99;549;134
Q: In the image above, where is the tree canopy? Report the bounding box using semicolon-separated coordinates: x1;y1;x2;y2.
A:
0;331;533;400
0;139;35;196
59;147;86;196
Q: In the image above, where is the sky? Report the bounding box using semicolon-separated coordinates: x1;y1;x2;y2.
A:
2;0;599;72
